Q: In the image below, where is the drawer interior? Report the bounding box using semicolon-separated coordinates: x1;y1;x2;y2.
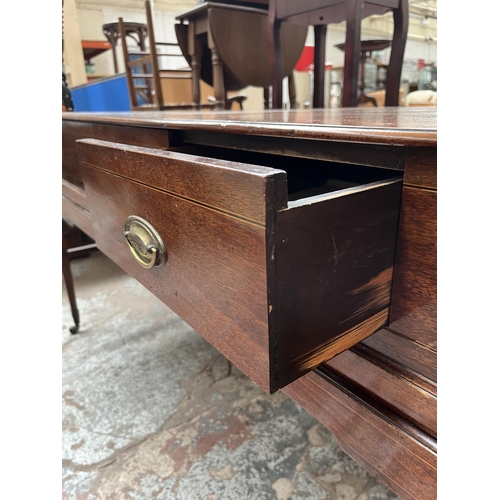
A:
169;144;400;203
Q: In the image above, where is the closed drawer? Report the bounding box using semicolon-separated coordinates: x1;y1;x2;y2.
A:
77;138;402;393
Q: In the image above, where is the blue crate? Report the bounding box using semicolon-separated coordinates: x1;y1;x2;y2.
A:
70;74;131;112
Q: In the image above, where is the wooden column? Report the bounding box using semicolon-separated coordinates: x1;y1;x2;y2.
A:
63;0;87;88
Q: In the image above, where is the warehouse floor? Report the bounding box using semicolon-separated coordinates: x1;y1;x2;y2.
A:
62;250;401;500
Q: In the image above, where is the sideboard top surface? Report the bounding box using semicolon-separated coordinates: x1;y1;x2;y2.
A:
62;108;437;147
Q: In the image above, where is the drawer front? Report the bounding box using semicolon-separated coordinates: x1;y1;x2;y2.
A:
78;139;287;392
78;139;402;393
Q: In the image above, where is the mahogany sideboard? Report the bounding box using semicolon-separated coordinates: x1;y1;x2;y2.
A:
62;108;437;499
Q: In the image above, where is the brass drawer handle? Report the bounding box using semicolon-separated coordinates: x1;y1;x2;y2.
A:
124;216;166;269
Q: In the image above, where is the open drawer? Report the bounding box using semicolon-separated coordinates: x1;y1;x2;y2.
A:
77;138;402;393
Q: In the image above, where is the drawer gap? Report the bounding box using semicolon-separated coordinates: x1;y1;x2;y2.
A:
170;144;401;204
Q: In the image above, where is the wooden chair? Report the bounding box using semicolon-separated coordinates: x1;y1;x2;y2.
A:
267;0;409;108
120;1;246;111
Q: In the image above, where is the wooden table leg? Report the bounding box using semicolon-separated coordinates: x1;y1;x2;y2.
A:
188;23;202;109
385;0;408;106
343;0;362;108
62;220;80;334
208;28;226;110
313;25;326;108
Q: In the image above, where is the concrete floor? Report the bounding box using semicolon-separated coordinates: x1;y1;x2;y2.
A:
62;250;401;500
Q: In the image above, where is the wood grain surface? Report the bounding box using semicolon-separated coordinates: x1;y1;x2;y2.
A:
275;179;403;387
62;179;89;211
63;107;437;146
63;121;172;188
62;196;94;239
81;165;274;390
389;186;437;349
77;139;406;393
404;146;437;189
324;348;437;436
283;369;437;500
360;327;437;384
62;108;438;498
77;139;287;224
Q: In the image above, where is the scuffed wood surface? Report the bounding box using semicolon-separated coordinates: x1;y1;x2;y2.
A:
63;108;437;146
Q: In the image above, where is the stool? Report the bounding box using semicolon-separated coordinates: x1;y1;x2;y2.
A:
103;21;148;74
267;0;409;108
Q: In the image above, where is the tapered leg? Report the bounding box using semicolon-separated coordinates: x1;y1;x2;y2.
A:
386;0;409;106
62;221;80;334
343;0;362;107
267;0;284;109
288;73;297;109
313;25;327;108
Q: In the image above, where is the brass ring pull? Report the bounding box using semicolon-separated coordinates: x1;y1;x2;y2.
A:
124;216;166;269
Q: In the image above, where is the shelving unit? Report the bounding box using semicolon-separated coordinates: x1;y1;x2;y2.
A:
81;40;112;81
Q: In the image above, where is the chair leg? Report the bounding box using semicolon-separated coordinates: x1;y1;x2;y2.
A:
313;25;327;108
263;87;270;109
288;74;297;109
62;221;80;334
342;0;362;107
385;0;409;106
267;0;284;109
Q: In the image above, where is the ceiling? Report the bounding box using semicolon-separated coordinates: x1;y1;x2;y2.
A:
76;0;437;18
408;0;437;18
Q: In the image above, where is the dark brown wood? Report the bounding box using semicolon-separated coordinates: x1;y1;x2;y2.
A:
360;328;437;383
79;145;285;391
62;108;437;146
343;0;362;107
175;2;306;109
404;146;437;189
275;179;402;387
181;130;407;169
209;7;307;88
324;348;437;436
385;0;408;106
77;139;287;224
313;24;327;108
282;369;437;500
62;121;173;188
389;186;437;349
267;0;408;108
62;220;80;334
62;108;437;498
77;139;403;393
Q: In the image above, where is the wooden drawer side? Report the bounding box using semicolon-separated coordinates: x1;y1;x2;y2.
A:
63;121;172;190
274;179;403;388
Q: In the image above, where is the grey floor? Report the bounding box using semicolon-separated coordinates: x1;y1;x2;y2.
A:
62;250;401;500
